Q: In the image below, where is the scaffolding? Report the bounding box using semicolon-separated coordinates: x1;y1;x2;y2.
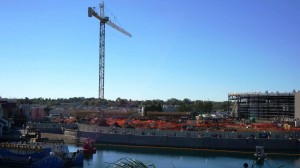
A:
228;92;295;121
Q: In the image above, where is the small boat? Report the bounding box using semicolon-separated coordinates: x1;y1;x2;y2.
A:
254;146;267;163
82;138;96;155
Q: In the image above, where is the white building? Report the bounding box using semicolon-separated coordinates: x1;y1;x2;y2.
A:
137;106;145;116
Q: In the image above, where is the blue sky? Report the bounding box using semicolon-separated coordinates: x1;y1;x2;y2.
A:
0;0;299;101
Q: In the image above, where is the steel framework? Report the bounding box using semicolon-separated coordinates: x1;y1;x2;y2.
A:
228;92;295;121
99;3;106;100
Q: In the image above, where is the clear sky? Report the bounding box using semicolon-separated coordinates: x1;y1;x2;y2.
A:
0;0;299;101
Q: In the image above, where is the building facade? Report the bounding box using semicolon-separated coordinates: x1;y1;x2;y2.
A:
0;99;14;132
162;105;179;112
228;91;300;121
19;104;46;121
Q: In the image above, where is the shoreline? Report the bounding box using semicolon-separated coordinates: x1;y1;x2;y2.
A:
18;123;300;152
0;130;294;155
40;132;300;156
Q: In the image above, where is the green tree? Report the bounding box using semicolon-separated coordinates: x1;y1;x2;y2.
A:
116;97;127;107
203;101;213;112
166;98;181;105
83;100;89;106
193;100;204;113
24;97;31;104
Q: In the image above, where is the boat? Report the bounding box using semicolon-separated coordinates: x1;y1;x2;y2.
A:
82;138;96;155
0;141;83;168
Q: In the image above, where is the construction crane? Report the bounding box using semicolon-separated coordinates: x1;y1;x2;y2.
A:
88;2;132;103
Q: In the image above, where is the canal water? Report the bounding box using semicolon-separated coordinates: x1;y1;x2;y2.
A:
68;144;300;168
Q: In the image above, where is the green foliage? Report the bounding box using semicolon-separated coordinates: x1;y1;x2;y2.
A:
116;97;128;107
144;104;162;112
166;98;180;105
15;97;230;114
177;103;192;112
213;101;230;111
193;101;213;113
105;158;156;168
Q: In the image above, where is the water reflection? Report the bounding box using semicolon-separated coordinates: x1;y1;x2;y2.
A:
68;144;300;168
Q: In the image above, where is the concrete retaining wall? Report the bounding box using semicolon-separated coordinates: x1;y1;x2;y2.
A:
79;131;299;151
78;124;300;151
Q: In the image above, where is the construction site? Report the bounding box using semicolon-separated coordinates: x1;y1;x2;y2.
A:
85;2;300;133
2;1;299;152
229;91;300;122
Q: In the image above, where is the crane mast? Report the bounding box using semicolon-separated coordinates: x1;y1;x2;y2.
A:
99;2;106;100
88;2;131;106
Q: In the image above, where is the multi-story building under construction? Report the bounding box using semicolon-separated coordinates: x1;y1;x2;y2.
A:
228;91;300;121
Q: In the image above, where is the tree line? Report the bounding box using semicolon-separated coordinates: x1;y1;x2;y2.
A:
17;97;231;113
